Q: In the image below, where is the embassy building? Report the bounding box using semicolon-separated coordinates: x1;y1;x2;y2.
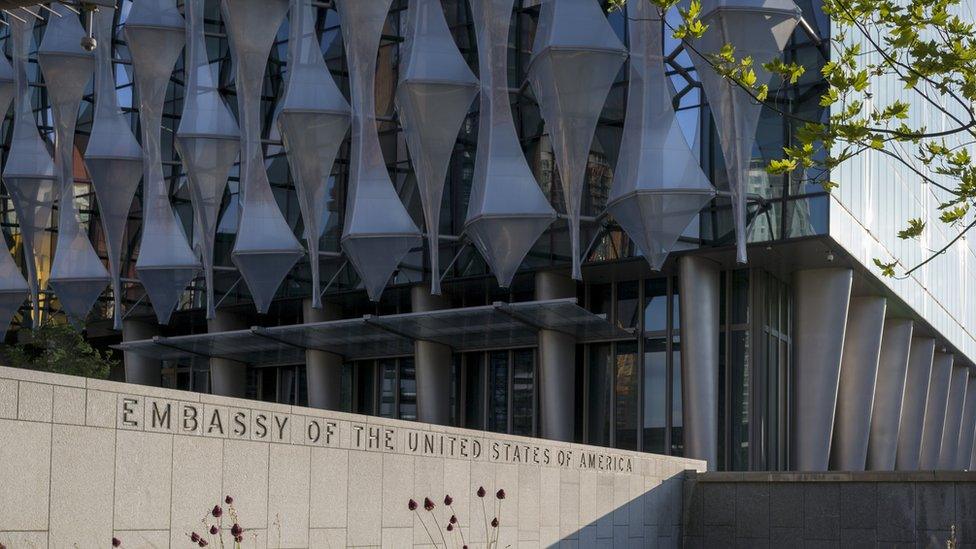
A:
0;0;973;478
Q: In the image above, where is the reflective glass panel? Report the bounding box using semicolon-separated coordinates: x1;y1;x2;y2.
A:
512;349;535;436
644;278;667;333
616;281;639;330
399;358;417;421
588;343;612;446
643;337;667;454
465;353;485;430
379;359;397;418
614;341;639;450
488;351;508;433
671;339;683;456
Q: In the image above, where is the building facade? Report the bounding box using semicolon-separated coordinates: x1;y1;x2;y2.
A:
0;0;973;475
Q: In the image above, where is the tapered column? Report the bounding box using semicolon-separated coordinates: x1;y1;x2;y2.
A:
303;299;343;410
830;296;886;471
122;319;161;386
536;270;576;442
793;268;852;471
895;337;935;470
677;255;720;469
866;319;913;470
919;352;953;469
208;309;248;397
957;375;976;470
412;284;453;425
938;363;969;469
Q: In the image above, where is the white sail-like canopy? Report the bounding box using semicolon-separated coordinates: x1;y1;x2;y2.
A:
4;13;56;326
221;0;304;314
336;0;422;302
465;0;557;288
85;6;144;330
127;0;199;325
176;0;240;320
0;34;28;338
526;0;627;280
277;0;350;309
396;0;478;296
689;0;801;263
607;2;716;271
39;10;109;324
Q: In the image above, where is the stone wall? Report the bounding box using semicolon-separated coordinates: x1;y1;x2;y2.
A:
682;471;976;547
0;366;704;548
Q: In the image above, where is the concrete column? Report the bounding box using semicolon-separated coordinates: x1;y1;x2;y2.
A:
938;363;969;469
895;337;935;470
677;255;720;470
208;309;248;397
536;270;576;442
866;319;913;470
918;352;953;469
122;319;161;386
412;284;453;425
303;299;344;410
830;296;886;471
793;268;852;471
956;375;976;470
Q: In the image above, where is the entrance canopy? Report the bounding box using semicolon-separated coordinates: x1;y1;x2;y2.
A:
116;298;632;367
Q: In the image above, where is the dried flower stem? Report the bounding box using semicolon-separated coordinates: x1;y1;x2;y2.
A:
481;497;489;545
412;509;439;547
434;508;449;549
449;505;466;547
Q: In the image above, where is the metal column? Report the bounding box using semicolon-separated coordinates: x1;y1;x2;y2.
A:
304;299;344;410
919;352;953;469
678;255;720;470
122;319;161;386
208;309;248;397
866;318;913;470
536;270;576;442
895;337;935;470
831;296;886;471
793;268;852;471
938;363;969;469
412;284;453;425
957;374;976;470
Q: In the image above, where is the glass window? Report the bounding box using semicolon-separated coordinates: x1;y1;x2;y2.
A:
616;281;639;329
512;350;535;437
614;342;639;450
590;283;612;320
488;351;508;433
670;339;683;456
340;363;353;413
464;353;485;430
644;278;668;333
379;360;397;419
730;270;749;325
399;358;417;421
588;343;613;446
730;330;750;470
642;338;667;453
356;362;375;416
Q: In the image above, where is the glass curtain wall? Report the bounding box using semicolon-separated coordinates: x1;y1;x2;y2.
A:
717;269;792;471
0;0;826;331
582;277;681;454
582;268;791;470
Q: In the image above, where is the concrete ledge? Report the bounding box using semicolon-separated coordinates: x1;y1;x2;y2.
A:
687;470;976;482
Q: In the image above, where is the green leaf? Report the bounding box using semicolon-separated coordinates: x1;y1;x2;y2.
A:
897;218;926;239
873;258;898;277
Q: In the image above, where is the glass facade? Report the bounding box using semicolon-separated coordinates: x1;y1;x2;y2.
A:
0;0;846;472
0;0;828;333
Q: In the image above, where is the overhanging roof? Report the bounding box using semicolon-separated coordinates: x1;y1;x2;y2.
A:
116;298;632;367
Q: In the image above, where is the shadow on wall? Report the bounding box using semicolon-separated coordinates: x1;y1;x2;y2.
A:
553;470;688;548
681;471;976;547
